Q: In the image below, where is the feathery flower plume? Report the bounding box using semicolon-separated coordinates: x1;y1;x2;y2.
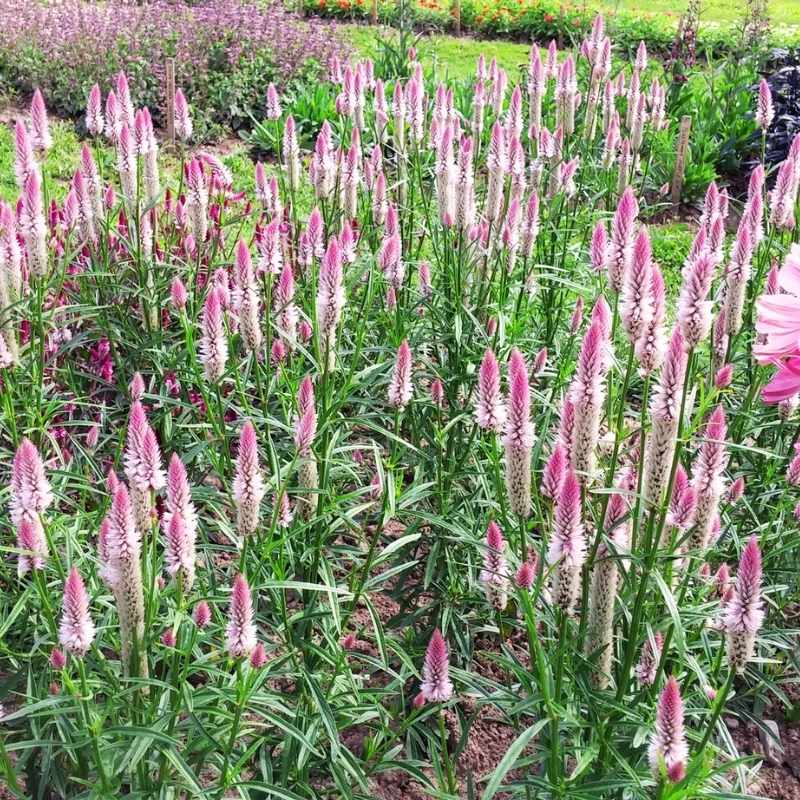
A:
186;158;208;245
164;512;196;591
479;521;509;610
124;400;165;497
379;233;404;290
234;240;262;353
20;171;48;277
316;236;345;369
649;677;688;783
756;79;774;130
14;122;37;195
715;364;733;389
521;191;540;259
727;476;745;504
635;631;664;687
194;601;211;629
456;135;476;231
10;438;53;527
388;340;413;410
485;121;507;223
58;567;95;657
621;228;653;345
678;251;716;349
516;559;536;589
199;288;227;382
608;187;638;293
233;420;265;537
636;263;667;374
115;124;136;207
16;516;48;577
275;262;299;348
226;573;257;659
541;444;567;501
476;349;506;433
86;84;104;136
590;221;609;272
548;469;586;613
586;490;630;687
420;628;453;702
97;518;117;589
170;278;188;310
283;115;301;191
30;89;52;152
174;88;193;141
666;464;696;533
769;155;797;230
80;140;103;220
163;453;197;564
504;349;534;518
107;483;146;677
688;406;728;554
724;536;763;672
643;328;688;506
569;321;605;481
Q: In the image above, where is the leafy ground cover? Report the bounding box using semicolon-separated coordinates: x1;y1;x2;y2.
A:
0;7;799;800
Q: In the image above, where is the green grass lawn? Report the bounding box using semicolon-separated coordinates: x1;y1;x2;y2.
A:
596;0;799;26
344;23;531;82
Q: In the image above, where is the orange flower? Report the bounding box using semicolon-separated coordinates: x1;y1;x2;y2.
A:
543;12;554;22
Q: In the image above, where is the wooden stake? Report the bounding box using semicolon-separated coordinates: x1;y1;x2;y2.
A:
165;58;176;147
371;0;377;24
671;115;692;208
453;0;460;35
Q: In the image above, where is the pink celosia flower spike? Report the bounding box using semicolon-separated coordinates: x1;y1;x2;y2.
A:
10;438;53;526
677;252;715;349
420;628;453;702
586;489;630;688
194;601;211;629
649;676;688;783
547;468;586;613
636;262;667;375
174;88;193;141
608;186;638;293
124;400;165;495
479;521;509;610
199;288;228;382
21;170;48;277
16;516;48;577
635;631;664;687
724;536;764;673
569;321;606;481
688;405;728;554
226;573;257;659
621;227;653;346
316;236;345;369
643;328;688;506
233;420;266;537
388;340;413;410
476;349;506;434
504;349;535;518
59;567;96;657
755;79;774;130
86;84;104;137
165;512;196;591
541;443;567;501
107;483;146;677
30;89;52;152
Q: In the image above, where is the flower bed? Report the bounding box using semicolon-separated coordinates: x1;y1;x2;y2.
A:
303;0;798;56
0;0;346;140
